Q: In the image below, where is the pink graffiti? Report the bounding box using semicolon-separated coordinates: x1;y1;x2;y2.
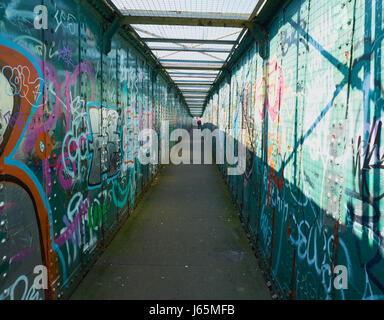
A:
24;62;63;153
54;193;90;247
25;61;95;155
55;132;87;190
0;202;16;214
55;153;77;190
71;61;96;100
42;158;52;195
9;248;35;264
257;60;285;121
7;112;27;135
65;71;71;130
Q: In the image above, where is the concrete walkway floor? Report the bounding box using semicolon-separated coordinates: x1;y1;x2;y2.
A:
70;138;271;300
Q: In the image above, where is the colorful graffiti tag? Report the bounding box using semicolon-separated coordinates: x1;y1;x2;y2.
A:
202;0;384;300
0;0;190;300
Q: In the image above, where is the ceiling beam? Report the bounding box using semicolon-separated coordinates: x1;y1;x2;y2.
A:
176;83;212;86
165;66;222;71
135;26;238;61
183;93;208;96
142;38;237;45
179;87;210;92
173;77;216;80
174;80;213;83
183;92;208;95
181;90;210;93
186;101;205;104
183;96;208;99
160;59;224;64
149;46;231;53
178;84;211;87
181;88;210;91
249;0;268;21
120;10;249;19
170;73;218;78
121;16;251;28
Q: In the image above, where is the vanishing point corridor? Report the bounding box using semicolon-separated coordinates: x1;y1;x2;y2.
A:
70;135;271;300
2;0;384;302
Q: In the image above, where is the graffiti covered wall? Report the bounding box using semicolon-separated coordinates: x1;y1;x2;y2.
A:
203;0;384;299
0;0;190;299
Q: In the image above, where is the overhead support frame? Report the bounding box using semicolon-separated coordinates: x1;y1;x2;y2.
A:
120;16;252;28
174;80;214;83
176;83;213;86
181;90;210;94
141;38;237;45
149;46;232;53
184;96;208;99
101;0;285;119
165;66;222;71
170;74;218;79
159;59;224;64
102;17;123;55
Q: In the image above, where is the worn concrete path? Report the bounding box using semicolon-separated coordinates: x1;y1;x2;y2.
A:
70;133;271;300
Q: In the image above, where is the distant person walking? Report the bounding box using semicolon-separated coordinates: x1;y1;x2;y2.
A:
197;119;202;129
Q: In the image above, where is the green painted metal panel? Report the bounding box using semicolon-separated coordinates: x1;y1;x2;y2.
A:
203;0;384;300
0;0;190;300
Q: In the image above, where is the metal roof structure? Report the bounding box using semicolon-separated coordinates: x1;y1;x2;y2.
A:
104;0;281;117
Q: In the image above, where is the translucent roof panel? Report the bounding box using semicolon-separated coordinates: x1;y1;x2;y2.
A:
109;0;262;115
111;0;259;18
152;50;230;62
167;69;220;75
133;25;242;41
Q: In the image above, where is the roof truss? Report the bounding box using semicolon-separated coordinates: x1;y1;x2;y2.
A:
106;0;273;114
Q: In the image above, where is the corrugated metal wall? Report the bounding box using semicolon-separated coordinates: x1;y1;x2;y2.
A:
0;0;190;300
203;0;384;299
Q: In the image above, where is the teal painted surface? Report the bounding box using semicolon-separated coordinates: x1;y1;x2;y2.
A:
0;0;190;299
203;0;384;299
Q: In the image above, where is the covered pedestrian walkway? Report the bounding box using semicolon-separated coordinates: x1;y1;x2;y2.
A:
0;0;383;301
70;134;271;299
